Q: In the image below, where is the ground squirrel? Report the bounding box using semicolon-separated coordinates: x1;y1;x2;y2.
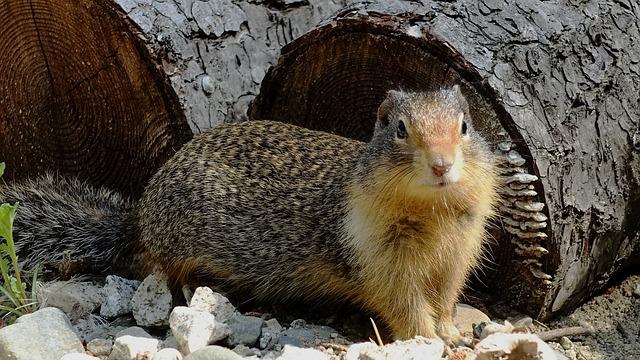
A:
1;86;498;343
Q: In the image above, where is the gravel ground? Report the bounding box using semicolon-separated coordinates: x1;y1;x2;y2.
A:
547;275;640;360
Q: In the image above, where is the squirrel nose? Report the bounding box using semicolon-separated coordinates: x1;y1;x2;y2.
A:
430;155;453;177
431;164;452;177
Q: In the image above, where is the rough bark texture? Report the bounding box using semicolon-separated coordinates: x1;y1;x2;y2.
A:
0;0;192;196
111;0;350;132
2;0;639;319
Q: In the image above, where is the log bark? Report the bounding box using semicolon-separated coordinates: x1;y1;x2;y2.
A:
2;0;639;320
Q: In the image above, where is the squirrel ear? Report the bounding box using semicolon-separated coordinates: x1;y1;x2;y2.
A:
376;90;400;131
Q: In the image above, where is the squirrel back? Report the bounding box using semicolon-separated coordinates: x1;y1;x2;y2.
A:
137;121;365;302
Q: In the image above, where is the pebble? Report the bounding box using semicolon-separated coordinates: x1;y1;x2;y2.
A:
201;75;214;94
564;349;578;360
61;354;101;360
259;319;283;350
0;307;84;360
277;345;328;360
108;326;159;360
161;335;180;350
232;344;260;357
101;275;141;318
510;315;534;328
131;273;172;327
453;303;491;336
559;336;573;350
87;338;114;357
345;336;445;360
183;345;243;360
633;284;640;297
278;322;339;348
37;281;105;321
226;315;264;346
189;287;237;323
169;306;231;355
152;348;183;360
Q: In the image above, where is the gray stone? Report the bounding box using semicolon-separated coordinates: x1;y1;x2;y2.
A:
189;287;237;323
277;335;304;348
100;275;140;318
152;348;183;360
131;273;172;327
60;354;101;360
87;338;114;357
169;306;231;355
453;303;491;336
345;336;445;360
183;346;242;360
0;307;84;360
37;281;104;321
161;335;180;350
232;344;260;357
633;284;640;297
108;326;159;360
277;345;328;360
259;318;283;349
227;315;264;346
278;322;339;348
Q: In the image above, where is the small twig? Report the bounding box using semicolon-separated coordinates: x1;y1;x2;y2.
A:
370;318;384;346
537;326;594;342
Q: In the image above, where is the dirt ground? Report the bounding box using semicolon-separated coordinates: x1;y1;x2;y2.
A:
547;274;640;360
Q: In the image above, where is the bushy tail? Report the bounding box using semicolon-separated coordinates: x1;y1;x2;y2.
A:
0;175;137;278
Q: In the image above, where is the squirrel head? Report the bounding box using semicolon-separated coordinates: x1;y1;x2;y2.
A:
362;86;494;202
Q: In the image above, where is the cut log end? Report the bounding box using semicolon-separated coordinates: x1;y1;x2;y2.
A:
250;14;556;318
0;0;191;197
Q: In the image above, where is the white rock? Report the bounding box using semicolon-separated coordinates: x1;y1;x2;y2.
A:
169;306;231;355
152;348;183;360
37;281;104;321
189;287;237;322
108;326;159;360
474;333;556;359
100;275;140;318
61;354;101;360
87;338;113;357
479;321;516;340
277;345;328;360
131;273;172;327
453;303;491;336
0;307;84;360
345;336;445;360
182;345;243;360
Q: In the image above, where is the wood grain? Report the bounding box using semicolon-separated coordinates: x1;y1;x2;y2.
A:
0;0;192;197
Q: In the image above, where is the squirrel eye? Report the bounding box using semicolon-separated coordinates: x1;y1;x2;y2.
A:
397;120;407;139
461;121;468;135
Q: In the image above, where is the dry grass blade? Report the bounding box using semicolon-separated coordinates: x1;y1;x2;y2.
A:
370;317;384;346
